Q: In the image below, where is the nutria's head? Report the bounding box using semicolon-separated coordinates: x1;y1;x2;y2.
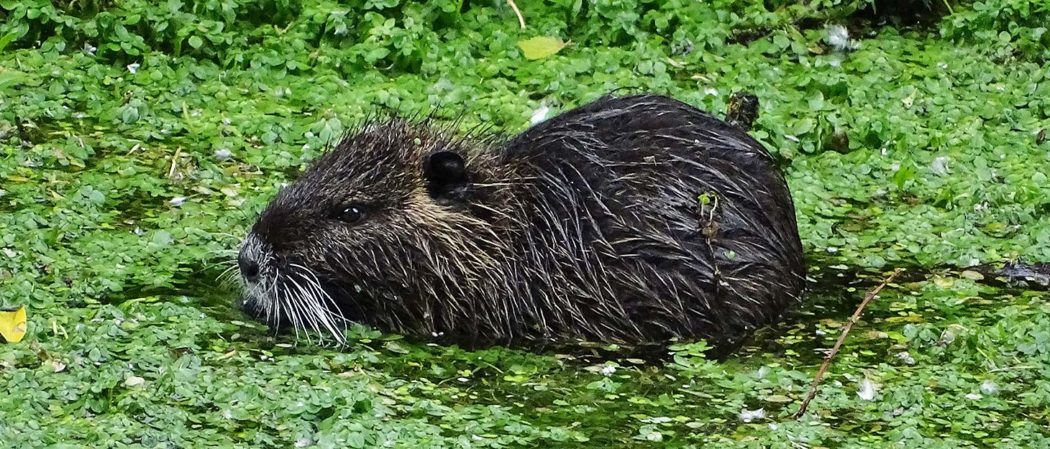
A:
236;120;510;343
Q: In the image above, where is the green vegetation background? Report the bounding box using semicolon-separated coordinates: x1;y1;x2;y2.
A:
1;0;1048;447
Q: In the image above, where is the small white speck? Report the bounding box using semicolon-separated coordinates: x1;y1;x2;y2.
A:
457;377;469;383
965;393;982;400
826;246;839;253
980;380;999;395
974;202;989;212
739;408;765;422
84;42;97;55
754;366;770;379
294;438;312;448
768;423;779;430
431;331;445;337
645;432;664;442
815;329;827;336
530;104;550;125
826;25;860;52
124;375;146;387
600;365;617;376
222;409;234;420
50;360;67;373
938;62;948;70
940;327;960;345
931;156;950;176
857;378;877;401
133;227;143;235
704;87;719;97
471;435;482;441
169;196;187;207
896;351;916;365
127;63;140;74
214;148;232;161
222;117;232;126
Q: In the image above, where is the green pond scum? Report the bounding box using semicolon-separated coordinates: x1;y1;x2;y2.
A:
1;0;1048;447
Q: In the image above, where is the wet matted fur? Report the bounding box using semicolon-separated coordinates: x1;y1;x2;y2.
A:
236;93;806;354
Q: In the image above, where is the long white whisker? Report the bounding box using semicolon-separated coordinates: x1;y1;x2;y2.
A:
286;276;320;344
287;263;347;345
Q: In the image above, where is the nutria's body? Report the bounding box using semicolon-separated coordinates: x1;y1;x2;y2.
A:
237;94;805;353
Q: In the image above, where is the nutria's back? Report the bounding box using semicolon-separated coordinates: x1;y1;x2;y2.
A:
237;94;805;353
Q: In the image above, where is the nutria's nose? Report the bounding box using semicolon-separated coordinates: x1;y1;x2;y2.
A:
238;253;261;282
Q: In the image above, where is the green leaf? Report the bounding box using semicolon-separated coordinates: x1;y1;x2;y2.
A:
0;32;17;53
188;35;203;49
517;36;567;60
0;70;27;90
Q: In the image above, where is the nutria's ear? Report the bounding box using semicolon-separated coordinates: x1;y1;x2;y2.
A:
423;150;469;201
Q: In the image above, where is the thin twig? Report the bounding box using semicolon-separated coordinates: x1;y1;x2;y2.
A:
793;268;903;419
506;0;526;29
168;147;182;179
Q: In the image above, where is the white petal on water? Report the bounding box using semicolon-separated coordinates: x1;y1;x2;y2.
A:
980;380;999;395
826;24;860;51
214;148;232;161
124;375;146;387
896;351;916;365
739;408;765;422
530;104;550;125
931;156;950;176
754;366;770;379
857;378;877;401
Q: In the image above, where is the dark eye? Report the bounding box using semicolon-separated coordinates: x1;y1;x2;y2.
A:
337;204;366;223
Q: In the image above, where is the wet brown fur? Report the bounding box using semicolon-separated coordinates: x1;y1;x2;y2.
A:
238;94;806;354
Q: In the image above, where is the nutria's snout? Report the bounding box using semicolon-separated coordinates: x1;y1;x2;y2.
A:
234;229;350;343
237;252;261;283
235;233;269;321
236;232;269;289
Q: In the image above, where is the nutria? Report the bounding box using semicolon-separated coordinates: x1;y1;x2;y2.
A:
236;93;805;354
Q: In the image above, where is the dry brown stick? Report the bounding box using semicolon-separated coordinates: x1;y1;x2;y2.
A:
793;268;903;419
506;0;526;29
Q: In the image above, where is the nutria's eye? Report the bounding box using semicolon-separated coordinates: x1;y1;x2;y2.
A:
337;204;366;223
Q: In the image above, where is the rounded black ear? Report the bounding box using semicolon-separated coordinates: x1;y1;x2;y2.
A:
423;150;469;201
